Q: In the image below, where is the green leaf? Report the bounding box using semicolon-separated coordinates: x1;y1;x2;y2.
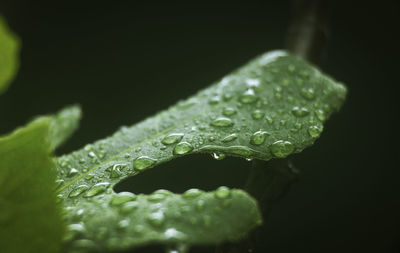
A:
0;117;64;253
50;105;82;149
0;16;20;94
57;50;346;252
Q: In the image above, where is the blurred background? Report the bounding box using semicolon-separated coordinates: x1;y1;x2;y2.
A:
0;1;399;252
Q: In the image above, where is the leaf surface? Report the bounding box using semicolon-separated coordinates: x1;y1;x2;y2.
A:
0;16;20;94
57;51;347;252
0;118;64;253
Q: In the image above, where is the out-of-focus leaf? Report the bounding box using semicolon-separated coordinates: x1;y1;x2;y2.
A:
0;16;20;94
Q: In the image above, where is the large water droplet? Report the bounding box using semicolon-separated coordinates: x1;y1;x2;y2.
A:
211;153;226;160
69;185;89;198
315;109;326;121
292;106;310;117
240;89;258;104
161;133;184;145
55;179;64;188
250;130;269;145
110;192;137;206
300;87;316;100
110;164;125;178
183;188;202;198
251;110;265;120
210;117;234;127
134;156;157;170
222;107;237;116
120;201;139;214
147;210;165;227
270;140;295;158
308;125;323;138
68;168;79;177
215;186;230;199
208;96;220;105
173;142;194;155
84;182;110;197
222;133;237;143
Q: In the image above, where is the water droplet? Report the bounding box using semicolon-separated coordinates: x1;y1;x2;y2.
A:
134;156;157;170
270;140;295;158
308;125;323;138
120;201;139;214
84;144;93;151
315;109;326;121
250;130;269;145
208;96;220;105
294;122;303;129
64;224;85;241
240;89;258;104
246;78;260;88
222;133;237;143
173;142;194;155
110;192;137;206
135;147;142;152
210;117;234;127
55;179;64;188
84;173;94;180
68;168;79;177
222;107;237;116
88;151;96;158
211;152;226;160
118;219;130;229
148;193;166;202
300;87;316;100
266;116;273;124
147;210;165;227
246;157;253;162
208;136;216;142
215;186;230;199
292;106;310;117
84;182;110;197
161;133;184;145
251;109;265;120
68;185;89;197
124;153;131;158
183;188;202;198
79;158;86;164
110;164;125;178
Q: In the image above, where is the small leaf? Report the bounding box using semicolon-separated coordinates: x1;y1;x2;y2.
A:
0;16;20;94
0;118;64;253
56;50;347;251
50;105;82;149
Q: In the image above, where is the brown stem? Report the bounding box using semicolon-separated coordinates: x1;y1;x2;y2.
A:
286;0;333;64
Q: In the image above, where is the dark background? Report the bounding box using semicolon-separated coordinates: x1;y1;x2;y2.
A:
1;1;399;252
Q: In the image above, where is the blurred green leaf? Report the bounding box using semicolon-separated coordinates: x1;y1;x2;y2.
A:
0;117;64;253
56;50;346;252
50;105;82;149
0;16;20;95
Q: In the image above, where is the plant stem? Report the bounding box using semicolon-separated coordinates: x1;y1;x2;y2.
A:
215;1;332;252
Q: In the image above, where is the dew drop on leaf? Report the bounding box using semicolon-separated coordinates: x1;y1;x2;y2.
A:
68;168;79;177
291;106;310;117
315;109;326;121
110;192;137;206
133;156;157;170
120;201;140;214
215;186;230;199
300;87;316;100
210;117;234;127
222;133;237;143
251;109;265;120
240;89;258;104
222;106;237;116
147;193;166;202
147;210;165;227
211;152;226;160
161;133;184;145
250;130;269;145
308;125;323;138
270;140;295;158
68;185;89;198
183;188;202;198
173;142;194;155
84;182;110;197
